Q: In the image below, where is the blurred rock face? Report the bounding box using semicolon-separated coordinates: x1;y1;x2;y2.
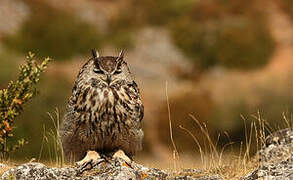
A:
0;0;29;36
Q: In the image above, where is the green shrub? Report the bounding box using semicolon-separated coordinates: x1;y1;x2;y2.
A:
0;52;51;159
169;0;275;70
134;0;193;25
170;16;275;69
3;1;102;60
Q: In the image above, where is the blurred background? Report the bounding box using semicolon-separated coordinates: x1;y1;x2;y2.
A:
0;0;293;168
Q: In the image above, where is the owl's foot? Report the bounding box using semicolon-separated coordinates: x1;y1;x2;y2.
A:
76;150;133;174
113;149;132;163
76;151;101;166
76;151;105;174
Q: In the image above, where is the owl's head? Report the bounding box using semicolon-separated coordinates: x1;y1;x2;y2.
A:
81;49;133;87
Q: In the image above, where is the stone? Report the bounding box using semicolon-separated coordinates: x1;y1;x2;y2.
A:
1;157;222;180
242;128;293;180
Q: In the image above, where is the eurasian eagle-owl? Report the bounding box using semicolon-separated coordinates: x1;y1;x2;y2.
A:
59;50;144;162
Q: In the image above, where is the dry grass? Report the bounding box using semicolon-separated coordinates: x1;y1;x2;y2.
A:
178;114;260;179
165;82;180;171
38;108;64;168
162;84;292;179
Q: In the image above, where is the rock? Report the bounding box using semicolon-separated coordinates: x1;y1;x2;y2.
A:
1;157;222;180
0;0;29;36
243;153;293;180
243;128;293;180
2;163;78;180
261;128;293;166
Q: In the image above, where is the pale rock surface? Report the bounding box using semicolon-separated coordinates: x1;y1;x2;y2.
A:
243;128;293;180
1;157;222;180
0;0;29;37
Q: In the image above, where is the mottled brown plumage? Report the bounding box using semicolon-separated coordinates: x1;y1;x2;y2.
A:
60;50;144;161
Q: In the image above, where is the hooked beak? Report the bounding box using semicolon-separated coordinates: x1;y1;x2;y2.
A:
106;74;111;85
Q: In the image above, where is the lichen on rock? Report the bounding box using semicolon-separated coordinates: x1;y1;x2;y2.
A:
243;128;293;180
1;156;223;180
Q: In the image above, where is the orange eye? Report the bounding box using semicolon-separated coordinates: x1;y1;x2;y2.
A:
93;68;104;74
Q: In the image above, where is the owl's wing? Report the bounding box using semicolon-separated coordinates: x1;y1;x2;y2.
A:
67;82;83;111
127;81;144;122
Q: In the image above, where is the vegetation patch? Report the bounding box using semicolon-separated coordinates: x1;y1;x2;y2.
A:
169;0;275;69
0;52;51;159
3;0;102;60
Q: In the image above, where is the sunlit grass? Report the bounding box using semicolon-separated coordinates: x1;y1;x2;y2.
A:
162;84;292;179
38;108;64;168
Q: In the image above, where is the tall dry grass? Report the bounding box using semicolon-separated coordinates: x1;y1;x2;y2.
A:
164;83;292;179
39;108;64;167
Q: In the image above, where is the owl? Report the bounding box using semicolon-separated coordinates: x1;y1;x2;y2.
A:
59;50;144;163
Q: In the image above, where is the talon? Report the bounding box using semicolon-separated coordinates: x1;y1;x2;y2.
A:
77;159;93;174
77;158;105;175
113;150;132;163
76;151;101;167
76;151;105;174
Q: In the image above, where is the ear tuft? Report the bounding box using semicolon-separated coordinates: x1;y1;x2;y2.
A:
118;50;125;59
91;49;99;59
